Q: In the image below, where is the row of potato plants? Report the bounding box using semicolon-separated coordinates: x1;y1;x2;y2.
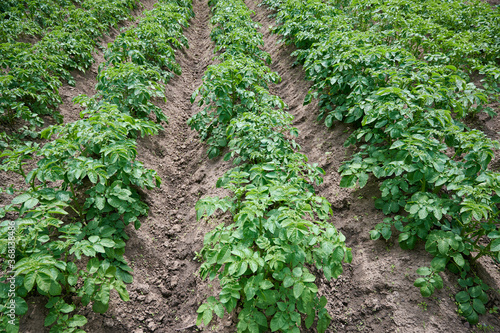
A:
0;0;193;332
1;0;79;43
0;0;140;145
262;0;500;325
188;0;351;332
342;0;500;100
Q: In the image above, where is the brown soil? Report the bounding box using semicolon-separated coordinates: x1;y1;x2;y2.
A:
10;0;500;333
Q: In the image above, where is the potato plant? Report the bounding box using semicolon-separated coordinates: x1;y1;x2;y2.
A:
263;0;500;325
0;0;193;332
0;0;140;142
190;0;351;332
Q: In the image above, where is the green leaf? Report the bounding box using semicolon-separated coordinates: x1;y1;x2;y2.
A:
100;238;115;248
418;208;428;219
293;282;305;299
60;303;75;313
283;276;294;288
459;302;473;316
292;267;302;277
420;285;433;297
24;272;36;292
92;301;109;314
68;315;88;327
319;295;328;308
49;281;62;296
437;240;449;255
14;297;28;315
452;253;465;268
12;193;31;204
237;262;248;276
472;298;486;315
369;229;381;240
414;278;426;287
95;196;105;210
217;245;232;264
416;267;431;276
68;275;78;286
339;175;356;188
24;198;39;209
302;272;315;283
45;312;57;326
36;273;52;294
456;291;470;303
469;286;482;298
88;235;99;243
430;256;447;271
203;309;213;326
214;303;224;318
409;205;419;215
466;309;479;325
254;311;267;327
270;312;286;332
260;280;273;290
317;313;331;333
305;312;314;329
358;172;368;188
490;238;500;252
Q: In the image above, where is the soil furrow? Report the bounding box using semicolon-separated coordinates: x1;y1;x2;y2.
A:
20;0;233;332
247;1;500;332
92;0;235;331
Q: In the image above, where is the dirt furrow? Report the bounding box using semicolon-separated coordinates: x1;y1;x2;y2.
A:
20;0;235;332
247;1;500;332
94;0;235;331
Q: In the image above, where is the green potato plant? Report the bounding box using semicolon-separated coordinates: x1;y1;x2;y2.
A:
0;0;193;331
190;0;351;332
263;0;500;325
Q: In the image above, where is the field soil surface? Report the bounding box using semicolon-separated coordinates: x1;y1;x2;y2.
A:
7;0;500;332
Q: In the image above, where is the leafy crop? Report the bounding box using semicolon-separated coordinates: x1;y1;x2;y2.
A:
0;0;140;141
263;0;500;325
0;0;76;43
0;0;193;332
190;0;350;332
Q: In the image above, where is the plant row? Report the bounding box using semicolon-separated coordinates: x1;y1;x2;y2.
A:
344;0;500;99
0;0;140;144
262;0;500;325
0;0;77;43
188;0;351;332
0;1;193;332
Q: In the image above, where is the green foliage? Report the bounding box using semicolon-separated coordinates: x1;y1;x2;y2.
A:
0;0;76;42
0;0;141;138
263;0;500;325
188;56;282;158
0;0;192;331
191;0;350;331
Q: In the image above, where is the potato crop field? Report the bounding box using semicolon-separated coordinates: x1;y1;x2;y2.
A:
1;0;500;332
